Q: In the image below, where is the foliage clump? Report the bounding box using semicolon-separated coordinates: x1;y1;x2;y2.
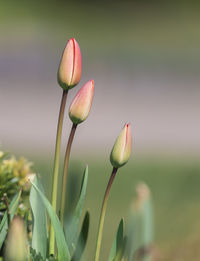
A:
0;151;34;217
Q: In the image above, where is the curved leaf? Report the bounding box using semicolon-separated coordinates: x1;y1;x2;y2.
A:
30;176;47;259
113;236;127;261
0;190;21;249
108;219;124;261
71;211;90;261
65;166;88;251
31;181;70;261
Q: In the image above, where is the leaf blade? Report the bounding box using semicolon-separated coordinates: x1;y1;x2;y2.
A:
30;176;47;259
65;166;88;250
0;190;21;249
108;218;124;261
71;211;90;261
31;181;70;261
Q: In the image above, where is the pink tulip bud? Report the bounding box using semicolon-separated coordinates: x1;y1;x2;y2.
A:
110;123;132;168
58;38;82;90
69;80;94;124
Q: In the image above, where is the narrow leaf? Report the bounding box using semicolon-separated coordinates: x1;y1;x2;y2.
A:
125;211;140;261
30;175;47;259
0;190;21;249
108;219;124;261
65;166;88;250
140;198;154;261
71;211;90;261
141;199;154;246
31;181;70;261
113;236;127;261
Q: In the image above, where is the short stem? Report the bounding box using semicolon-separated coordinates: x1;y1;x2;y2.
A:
60;123;77;225
94;167;118;261
49;90;68;255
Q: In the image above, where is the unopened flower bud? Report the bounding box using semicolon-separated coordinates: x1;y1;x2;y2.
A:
110;123;132;168
5;216;28;261
69;80;94;124
58;38;82;90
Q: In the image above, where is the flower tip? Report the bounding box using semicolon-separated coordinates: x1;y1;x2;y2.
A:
125;122;131;129
87;79;94;90
68;37;77;48
90;79;94;86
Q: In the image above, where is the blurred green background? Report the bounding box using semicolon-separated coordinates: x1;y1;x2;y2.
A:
1;0;200;260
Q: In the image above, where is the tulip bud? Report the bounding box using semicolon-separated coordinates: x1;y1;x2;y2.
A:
4;216;28;261
58;38;82;90
69;80;94;124
110;123;132;168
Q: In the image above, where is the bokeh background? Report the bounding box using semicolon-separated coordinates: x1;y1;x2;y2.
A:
1;0;200;260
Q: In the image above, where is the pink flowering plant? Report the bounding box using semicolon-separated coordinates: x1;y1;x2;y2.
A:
0;38;154;261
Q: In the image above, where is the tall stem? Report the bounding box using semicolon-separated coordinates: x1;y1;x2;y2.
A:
49;90;68;255
60;123;77;225
94;167;118;261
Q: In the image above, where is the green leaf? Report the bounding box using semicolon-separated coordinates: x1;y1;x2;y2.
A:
65;166;88;251
125;211;140;261
125;191;154;261
0;152;9;162
30;175;47;259
140;199;154;261
31;181;70;261
113;236;127;261
108;219;124;261
71;211;90;261
0;190;21;249
30;247;45;261
141;199;154;246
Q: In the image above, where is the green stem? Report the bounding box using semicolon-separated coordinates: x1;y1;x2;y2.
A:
60;123;77;225
94;167;118;261
49;90;68;255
